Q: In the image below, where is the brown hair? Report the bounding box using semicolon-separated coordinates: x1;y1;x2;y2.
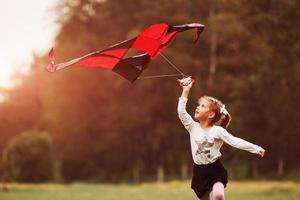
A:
199;96;232;129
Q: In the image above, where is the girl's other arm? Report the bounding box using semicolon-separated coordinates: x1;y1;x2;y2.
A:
217;127;265;157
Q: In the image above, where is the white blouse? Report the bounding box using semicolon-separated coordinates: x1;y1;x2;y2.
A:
178;97;262;165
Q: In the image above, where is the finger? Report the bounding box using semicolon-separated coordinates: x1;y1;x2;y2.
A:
259;150;265;157
183;81;192;86
179;76;192;83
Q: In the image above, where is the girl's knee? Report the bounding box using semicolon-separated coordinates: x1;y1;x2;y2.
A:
212;192;224;200
212;182;225;200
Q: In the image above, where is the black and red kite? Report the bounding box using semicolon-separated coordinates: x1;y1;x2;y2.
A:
46;23;205;82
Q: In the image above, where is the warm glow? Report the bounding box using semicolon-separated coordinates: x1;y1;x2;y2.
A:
0;52;14;87
0;0;58;88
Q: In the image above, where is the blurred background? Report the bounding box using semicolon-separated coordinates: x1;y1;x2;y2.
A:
0;0;299;186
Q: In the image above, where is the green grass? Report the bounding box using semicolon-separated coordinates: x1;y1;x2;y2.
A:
1;181;300;200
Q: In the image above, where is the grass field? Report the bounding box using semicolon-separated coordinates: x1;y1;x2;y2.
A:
1;181;300;200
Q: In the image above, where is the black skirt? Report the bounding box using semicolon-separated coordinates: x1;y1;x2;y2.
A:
191;159;228;198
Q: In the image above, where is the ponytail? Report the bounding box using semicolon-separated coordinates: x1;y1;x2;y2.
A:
218;113;231;129
200;96;232;129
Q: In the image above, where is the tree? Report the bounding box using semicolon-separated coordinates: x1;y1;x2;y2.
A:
3;131;56;182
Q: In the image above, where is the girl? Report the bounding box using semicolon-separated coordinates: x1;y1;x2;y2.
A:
177;77;265;200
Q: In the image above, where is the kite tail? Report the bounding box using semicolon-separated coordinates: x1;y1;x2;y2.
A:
46;48;56;72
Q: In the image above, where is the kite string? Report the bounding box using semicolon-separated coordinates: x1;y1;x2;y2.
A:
160;53;187;78
137;73;183;80
137;53;188;80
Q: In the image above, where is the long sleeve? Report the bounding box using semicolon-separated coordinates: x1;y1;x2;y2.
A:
177;97;196;132
216;127;261;154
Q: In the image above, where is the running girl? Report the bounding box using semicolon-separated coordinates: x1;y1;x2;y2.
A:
177;77;265;200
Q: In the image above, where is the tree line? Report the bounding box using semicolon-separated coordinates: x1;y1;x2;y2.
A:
0;0;299;182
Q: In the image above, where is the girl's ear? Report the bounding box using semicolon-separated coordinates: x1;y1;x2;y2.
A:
208;111;215;119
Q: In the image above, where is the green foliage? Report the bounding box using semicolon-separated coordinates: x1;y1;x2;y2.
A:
3;131;56;182
0;181;300;200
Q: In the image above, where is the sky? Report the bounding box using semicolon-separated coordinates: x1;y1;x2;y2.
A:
0;0;59;88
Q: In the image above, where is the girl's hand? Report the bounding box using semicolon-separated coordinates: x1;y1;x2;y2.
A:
258;148;265;157
177;77;194;89
178;77;194;98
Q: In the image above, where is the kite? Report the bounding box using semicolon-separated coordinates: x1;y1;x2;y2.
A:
46;23;205;82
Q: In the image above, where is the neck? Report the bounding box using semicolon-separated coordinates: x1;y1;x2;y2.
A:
199;120;212;129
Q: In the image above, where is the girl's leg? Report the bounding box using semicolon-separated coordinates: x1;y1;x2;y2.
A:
211;182;225;200
200;191;211;200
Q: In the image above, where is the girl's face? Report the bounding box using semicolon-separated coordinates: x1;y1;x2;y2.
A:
194;98;214;122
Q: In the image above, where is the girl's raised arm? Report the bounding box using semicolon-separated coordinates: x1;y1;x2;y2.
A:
177;77;196;132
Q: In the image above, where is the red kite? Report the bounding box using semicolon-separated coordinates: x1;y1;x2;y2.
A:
46;23;205;82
